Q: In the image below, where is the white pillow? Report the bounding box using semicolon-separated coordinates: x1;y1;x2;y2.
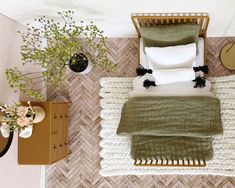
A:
131;74;211;96
153;68;195;85
140;38;205;69
145;43;197;70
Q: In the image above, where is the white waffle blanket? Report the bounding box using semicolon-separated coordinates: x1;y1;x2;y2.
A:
99;75;235;177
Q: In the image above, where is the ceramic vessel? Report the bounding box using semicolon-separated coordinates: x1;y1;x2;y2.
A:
0;124;10;138
19;125;33;138
33;106;45;123
69;53;93;74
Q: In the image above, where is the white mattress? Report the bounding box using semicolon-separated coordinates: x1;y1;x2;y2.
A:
140;38;204;68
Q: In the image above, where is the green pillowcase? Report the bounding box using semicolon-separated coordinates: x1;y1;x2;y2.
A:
140;24;200;49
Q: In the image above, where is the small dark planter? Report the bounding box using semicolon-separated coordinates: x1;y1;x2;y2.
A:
69;53;89;73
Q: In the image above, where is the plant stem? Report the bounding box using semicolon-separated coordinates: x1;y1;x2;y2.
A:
22;71;46;76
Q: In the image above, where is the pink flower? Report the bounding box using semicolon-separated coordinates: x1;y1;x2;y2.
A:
17;117;30;127
17;106;29;117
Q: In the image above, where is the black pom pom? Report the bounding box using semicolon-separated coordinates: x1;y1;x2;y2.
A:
192;76;206;88
143;79;156;89
193;65;209;74
136;67;152;76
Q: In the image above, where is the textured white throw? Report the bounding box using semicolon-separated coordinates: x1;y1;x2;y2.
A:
99;75;235;177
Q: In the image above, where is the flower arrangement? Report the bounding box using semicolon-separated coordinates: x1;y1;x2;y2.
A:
0;102;35;132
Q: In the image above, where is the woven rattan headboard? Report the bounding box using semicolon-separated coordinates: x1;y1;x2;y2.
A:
131;13;210;65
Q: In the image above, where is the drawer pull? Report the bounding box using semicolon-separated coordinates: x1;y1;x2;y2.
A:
59;144;63;147
65;114;68;118
54;115;57;119
64;142;68;145
60;115;63;118
54;145;57;149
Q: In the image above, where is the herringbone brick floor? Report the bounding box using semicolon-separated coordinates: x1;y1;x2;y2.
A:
46;38;235;188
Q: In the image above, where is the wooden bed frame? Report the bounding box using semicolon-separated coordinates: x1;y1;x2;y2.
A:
131;13;210;65
131;13;210;167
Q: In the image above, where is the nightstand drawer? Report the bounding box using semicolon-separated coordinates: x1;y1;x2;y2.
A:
62;103;68;157
51;133;58;163
52;104;59;133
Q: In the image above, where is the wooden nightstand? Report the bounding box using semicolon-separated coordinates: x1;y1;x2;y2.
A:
18;101;69;165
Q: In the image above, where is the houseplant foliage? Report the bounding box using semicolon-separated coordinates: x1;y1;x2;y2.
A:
6;10;116;100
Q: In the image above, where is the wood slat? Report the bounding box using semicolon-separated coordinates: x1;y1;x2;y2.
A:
131;13;210;38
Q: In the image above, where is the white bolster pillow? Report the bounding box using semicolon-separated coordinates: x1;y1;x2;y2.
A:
131;74;212;98
132;74;210;92
153;68;195;85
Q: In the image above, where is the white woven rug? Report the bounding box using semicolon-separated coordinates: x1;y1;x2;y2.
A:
99;75;235;177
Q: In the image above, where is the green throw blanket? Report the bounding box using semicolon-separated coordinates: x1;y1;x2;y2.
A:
117;96;222;161
131;136;213;160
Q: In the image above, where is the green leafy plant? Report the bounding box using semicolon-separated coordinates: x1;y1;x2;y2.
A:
6;10;116;100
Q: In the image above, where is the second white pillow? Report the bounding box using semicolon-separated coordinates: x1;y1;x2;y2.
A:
145;43;197;70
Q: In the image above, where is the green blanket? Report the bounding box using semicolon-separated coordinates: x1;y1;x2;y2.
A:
117;96;222;161
117;96;223;137
131;136;213;161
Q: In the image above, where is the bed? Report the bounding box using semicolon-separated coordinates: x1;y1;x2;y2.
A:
132;13;218;165
127;13;216;167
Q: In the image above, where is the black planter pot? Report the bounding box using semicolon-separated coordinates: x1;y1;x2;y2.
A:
69;53;89;73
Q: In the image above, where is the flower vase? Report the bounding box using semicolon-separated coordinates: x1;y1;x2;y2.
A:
0;124;10;138
33;106;45;123
19;125;33;138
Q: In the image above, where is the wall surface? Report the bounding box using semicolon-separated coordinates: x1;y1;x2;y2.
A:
0;14;42;188
0;0;234;37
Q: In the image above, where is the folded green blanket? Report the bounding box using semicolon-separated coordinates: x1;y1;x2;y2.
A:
117;96;222;137
131;135;213;161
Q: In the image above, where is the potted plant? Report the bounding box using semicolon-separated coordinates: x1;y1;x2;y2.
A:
5;10;116;100
0;102;45;138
